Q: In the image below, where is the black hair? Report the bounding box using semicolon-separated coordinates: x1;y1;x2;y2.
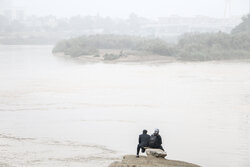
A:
143;129;147;134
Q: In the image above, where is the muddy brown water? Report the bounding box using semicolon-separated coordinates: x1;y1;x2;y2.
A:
0;45;250;167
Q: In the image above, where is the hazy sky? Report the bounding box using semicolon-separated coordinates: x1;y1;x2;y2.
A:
2;0;250;18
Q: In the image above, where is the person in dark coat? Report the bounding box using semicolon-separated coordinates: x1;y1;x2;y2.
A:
149;129;164;151
136;129;150;157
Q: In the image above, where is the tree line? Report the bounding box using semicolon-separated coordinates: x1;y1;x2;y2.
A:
53;14;250;61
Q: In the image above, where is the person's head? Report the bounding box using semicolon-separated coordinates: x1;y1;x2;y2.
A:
143;129;147;134
154;129;159;135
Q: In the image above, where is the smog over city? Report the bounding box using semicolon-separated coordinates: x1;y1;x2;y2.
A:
1;0;249;18
0;0;250;167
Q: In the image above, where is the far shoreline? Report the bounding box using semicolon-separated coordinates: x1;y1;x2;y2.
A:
53;52;250;65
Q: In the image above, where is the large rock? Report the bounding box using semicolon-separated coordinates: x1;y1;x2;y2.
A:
145;148;167;158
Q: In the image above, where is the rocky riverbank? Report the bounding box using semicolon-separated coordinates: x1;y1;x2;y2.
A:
108;155;200;167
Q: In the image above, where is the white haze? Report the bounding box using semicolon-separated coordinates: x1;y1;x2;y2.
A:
2;0;250;18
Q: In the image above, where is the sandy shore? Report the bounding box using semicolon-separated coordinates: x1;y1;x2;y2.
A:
53;52;250;65
53;52;176;64
109;155;200;167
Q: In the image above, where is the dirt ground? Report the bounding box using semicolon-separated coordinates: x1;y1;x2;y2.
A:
108;155;200;167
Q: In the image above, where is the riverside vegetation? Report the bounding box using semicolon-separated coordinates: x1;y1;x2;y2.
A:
52;14;250;61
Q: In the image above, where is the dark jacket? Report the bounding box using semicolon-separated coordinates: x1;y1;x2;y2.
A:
149;134;162;148
138;133;150;147
154;134;162;147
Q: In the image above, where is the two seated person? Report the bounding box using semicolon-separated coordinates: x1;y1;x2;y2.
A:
136;129;164;157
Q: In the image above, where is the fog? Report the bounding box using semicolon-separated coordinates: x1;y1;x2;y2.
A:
1;0;249;18
1;0;250;167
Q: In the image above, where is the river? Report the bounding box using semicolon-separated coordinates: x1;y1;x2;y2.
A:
0;45;249;167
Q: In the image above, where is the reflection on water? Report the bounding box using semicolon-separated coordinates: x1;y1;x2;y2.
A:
0;45;250;167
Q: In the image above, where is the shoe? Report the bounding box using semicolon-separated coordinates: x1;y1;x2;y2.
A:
136;155;139;158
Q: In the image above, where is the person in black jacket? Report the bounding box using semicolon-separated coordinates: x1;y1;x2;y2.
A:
149;129;164;151
136;129;150;157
